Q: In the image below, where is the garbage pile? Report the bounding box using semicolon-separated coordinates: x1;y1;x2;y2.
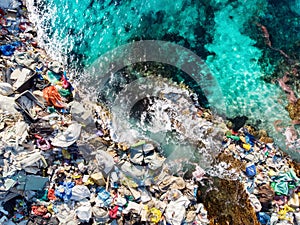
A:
217;125;300;225
0;1;210;225
0;1;300;225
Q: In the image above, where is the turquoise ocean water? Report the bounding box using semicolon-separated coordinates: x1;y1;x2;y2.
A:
26;0;300;159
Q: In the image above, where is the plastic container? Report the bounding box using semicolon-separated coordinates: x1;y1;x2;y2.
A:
15;90;45;121
15;73;37;93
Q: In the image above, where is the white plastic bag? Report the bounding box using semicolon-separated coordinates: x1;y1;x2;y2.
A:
71;185;91;201
76;205;92;223
95;150;115;174
165;202;186;225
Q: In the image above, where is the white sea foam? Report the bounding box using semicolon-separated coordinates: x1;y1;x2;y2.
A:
25;0;72;65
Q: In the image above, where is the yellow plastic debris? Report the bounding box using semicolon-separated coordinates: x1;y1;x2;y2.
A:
149;207;162;224
62;149;71;159
242;143;251;151
278;204;295;221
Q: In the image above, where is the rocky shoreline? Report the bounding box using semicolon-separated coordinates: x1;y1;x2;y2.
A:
1;1;300;225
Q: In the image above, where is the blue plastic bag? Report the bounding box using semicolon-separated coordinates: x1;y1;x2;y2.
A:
97;186;112;207
0;42;21;56
245;133;255;146
257;212;270;225
246;164;256;177
55;182;75;202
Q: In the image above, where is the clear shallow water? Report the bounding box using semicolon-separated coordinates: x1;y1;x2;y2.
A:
26;0;300;159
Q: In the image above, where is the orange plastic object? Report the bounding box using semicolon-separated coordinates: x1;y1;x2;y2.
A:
43;86;65;108
47;189;56;201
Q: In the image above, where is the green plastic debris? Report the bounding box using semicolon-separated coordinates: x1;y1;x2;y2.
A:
36;189;49;201
270;169;300;195
58;88;71;97
47;106;56;113
47;71;61;84
225;131;240;141
271;181;289;196
131;140;146;148
227;135;240;141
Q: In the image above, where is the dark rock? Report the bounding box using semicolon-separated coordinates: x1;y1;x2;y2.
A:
227;116;248;132
197;177;260;225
